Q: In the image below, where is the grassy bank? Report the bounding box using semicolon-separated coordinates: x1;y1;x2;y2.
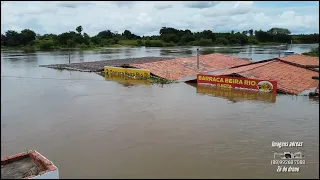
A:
302;46;319;57
148;75;175;84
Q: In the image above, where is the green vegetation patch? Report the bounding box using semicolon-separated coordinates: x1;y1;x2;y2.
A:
148;75;176;84
302;46;319;57
2;26;318;50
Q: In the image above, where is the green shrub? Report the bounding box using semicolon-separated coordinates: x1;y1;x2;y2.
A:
164;41;175;47
145;40;164;47
191;38;213;46
215;37;229;45
248;37;259;45
22;45;36;53
187;41;195;46
39;40;54;50
67;39;76;48
303;47;319;57
137;39;144;46
75;43;87;49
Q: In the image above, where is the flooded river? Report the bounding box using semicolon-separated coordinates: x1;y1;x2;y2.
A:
1;45;319;178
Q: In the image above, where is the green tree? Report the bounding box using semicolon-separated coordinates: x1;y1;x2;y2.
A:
5;30;21;46
76;26;83;35
248;29;253;36
215;37;229;45
292;33;319;44
20;29;36;45
57;31;77;45
184;29;192;35
255;30;272;42
1;26;318;49
159;27;179;35
248;37;259;45
67;39;76;48
1;34;7;46
179;34;195;45
39;40;54;50
197;38;213;46
201;30;216;42
242;30;248;36
161;33;179;43
39;34;58;41
113;37;119;44
83;33;90;45
159;27;181;43
90;36;103;45
73;34;85;44
122;30;133;39
97;30;114;39
267;27;291;35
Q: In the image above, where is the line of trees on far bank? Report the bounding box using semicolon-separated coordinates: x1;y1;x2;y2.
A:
1;26;319;51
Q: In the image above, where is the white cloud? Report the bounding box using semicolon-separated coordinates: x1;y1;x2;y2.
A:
1;1;319;36
184;1;220;9
154;2;173;10
57;1;94;8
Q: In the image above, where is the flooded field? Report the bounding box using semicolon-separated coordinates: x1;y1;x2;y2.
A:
1;45;319;178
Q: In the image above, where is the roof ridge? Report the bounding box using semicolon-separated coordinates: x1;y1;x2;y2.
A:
276;58;319;72
203;53;249;61
236;60;275;73
228;59;276;73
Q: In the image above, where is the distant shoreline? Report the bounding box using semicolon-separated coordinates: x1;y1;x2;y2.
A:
2;27;318;53
2;42;318;53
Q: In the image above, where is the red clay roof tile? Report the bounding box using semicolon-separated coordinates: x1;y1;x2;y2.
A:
215;60;318;94
278;54;319;67
130;53;250;80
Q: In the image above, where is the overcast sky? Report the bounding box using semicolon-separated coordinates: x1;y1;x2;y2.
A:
1;1;319;36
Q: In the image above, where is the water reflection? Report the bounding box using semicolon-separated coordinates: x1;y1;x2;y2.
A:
104;74;150;87
190;83;276;103
2;53;38;66
123;48;133;57
1;44;318;179
309;96;320;102
19;44;312;63
160;48;193;57
79;51;84;62
200;48;215;55
24;54;38;63
99;48;123;54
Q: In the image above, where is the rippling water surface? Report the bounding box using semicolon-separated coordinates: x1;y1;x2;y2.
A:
1;45;319;178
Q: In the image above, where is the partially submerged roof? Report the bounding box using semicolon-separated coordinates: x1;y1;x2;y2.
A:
130;53;251;80
278;54;319;69
203;57;319;95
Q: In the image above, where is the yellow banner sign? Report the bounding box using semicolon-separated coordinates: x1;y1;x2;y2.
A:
104;66;150;80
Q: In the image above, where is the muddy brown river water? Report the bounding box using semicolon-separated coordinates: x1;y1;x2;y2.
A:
1;45;319;178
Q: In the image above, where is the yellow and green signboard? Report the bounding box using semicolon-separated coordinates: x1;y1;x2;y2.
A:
104;66;150;80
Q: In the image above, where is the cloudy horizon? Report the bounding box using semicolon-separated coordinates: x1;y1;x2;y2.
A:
1;1;319;36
